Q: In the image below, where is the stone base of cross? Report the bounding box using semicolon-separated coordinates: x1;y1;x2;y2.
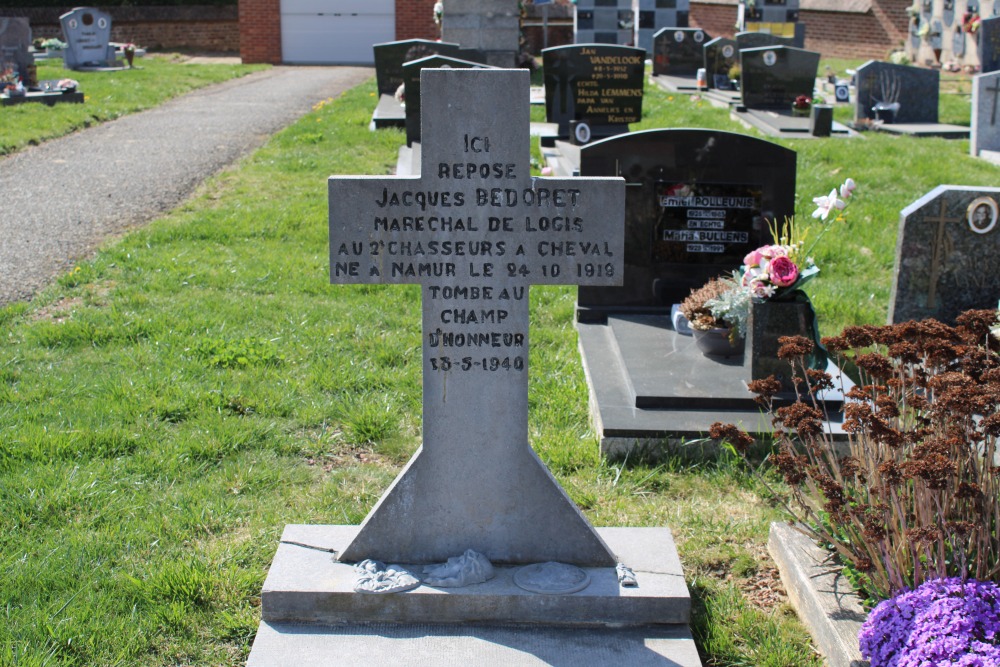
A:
329;69;625;566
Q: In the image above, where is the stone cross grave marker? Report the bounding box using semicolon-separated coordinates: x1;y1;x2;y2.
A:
328;69;624;567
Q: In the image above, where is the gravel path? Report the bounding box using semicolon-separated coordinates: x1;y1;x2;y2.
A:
0;65;373;306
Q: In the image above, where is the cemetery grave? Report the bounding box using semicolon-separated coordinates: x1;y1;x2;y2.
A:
972;69;1000;163
701;36;740;105
246;69;700;666
889;185;1000;325
0;17;84;106
370;39;464;129
731;45;855;139
60;7;125;71
569;128;850;457
650;27;712;94
853;60;969;138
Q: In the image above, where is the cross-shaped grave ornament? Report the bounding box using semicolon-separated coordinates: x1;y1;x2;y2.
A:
329;69;624;566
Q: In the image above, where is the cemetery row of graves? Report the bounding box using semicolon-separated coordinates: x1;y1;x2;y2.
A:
2;51;998;661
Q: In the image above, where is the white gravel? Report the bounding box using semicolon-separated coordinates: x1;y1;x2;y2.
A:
0;65;373;306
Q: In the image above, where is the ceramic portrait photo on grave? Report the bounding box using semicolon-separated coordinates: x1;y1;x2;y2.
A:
576;129;796;320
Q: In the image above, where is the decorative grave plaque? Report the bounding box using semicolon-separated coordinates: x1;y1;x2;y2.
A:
972;70;1000;156
652;27;710;77
739;45;820;110
60;7;116;70
889;185;1000;325
542;43;645;141
575;128;795;321
0;17;36;87
854;60;939;124
329;68;625;565
703;37;738;90
402;56;493;147
373;39;462;96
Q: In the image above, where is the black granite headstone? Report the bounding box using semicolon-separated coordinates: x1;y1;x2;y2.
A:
980;16;1000;74
402;55;493;146
739;45;819;110
854;60;939;124
734;30;796;51
542;44;645;139
889;185;1000;325
576;129;796;321
652;27;711;77
703;37;737;90
373;39;462;96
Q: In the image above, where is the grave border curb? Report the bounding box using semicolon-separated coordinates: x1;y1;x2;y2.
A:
767;522;869;667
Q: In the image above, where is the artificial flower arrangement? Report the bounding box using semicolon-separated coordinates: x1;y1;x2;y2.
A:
791;94;812;115
0;65;23;95
433;1;443;25
682;178;856;346
963;10;982;34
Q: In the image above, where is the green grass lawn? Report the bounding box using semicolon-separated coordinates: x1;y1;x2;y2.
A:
1;66;996;665
0;54;267;156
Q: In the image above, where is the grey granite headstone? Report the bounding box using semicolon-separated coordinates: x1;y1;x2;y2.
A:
703;37;737;90
329;68;624;566
60;7;116;70
739;45;820;110
575;129;795;320
652;27;710;77
402;55;493;147
0;17;35;87
854;60;939;124
980;16;1000;73
441;0;520;67
972;71;1000;156
542;44;645;140
889;185;1000;325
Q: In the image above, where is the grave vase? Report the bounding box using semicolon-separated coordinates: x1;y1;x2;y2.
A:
692;326;745;358
744;291;827;394
809;104;833;137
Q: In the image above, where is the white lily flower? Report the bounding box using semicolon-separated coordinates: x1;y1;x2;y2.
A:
812;189;846;220
839;177;857;199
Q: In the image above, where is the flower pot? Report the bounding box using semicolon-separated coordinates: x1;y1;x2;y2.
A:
692;327;745;358
791;106;811;117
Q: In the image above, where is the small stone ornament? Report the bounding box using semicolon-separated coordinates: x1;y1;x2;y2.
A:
422;549;495;587
513;561;591;595
616;563;638;587
353;559;420;594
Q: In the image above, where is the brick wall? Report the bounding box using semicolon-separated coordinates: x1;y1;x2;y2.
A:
8;6;241;53
239;0;281;63
688;1;910;60
397;0;439;41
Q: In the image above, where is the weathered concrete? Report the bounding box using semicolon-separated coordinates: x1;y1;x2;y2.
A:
261;525;690;627
768;522;868;667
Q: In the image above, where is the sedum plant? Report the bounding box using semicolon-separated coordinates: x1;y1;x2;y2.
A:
711;308;1000;602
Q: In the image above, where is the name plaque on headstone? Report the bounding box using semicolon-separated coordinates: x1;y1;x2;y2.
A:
653;184;761;262
330;68;625;566
542;44;645;138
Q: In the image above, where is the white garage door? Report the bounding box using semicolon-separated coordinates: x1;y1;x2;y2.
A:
280;0;394;65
